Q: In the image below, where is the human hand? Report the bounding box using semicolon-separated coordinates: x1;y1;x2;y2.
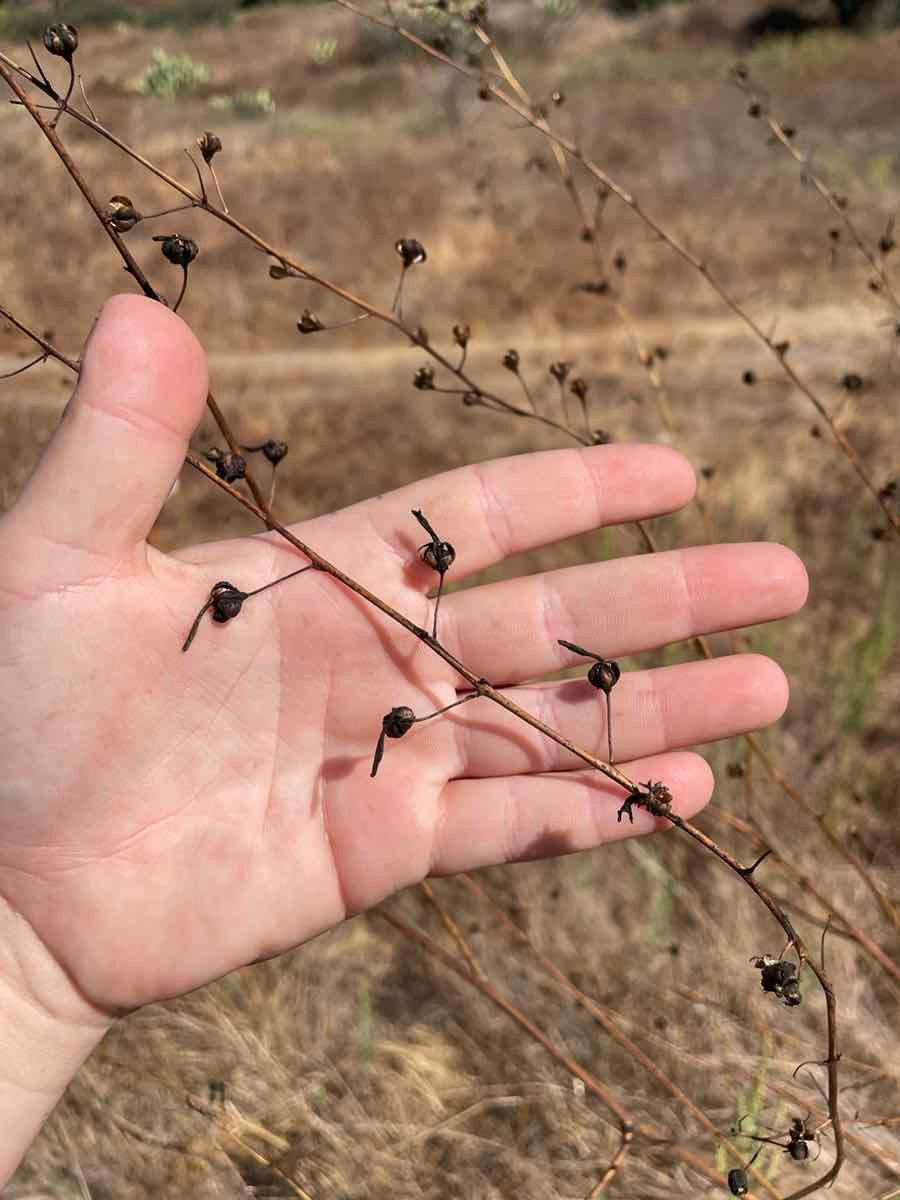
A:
0;296;807;1030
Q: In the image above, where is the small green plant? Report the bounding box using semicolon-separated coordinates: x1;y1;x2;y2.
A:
210;87;276;117
543;0;579;18
136;48;210;97
310;36;339;65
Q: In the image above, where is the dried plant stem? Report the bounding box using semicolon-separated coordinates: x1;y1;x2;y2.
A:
732;72;900;311
0;50;586;447
185;450;637;791
744;731;900;933
419;880;485;981
184;450;844;1193
332;1;898;540
0;295;848;1191
465;31;896;952
0;303;79;373
377;908;636;1184
0;58;273;523
710;805;900;986
0;351;48;380
185;1094;313;1200
457;873;784;1199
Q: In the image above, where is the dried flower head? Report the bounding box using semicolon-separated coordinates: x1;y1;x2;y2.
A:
104;194;141;233
413;365;435;391
153;233;199;268
502;349;520;372
42;23;79;60
742;369;757;385
453;323;471;349
750;955;802;1007
197;131;222;164
569;376;588;401
549;361;571;385
395;238;427;268
205;448;246;483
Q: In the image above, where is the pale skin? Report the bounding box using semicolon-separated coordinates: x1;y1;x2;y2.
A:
0;296;808;1181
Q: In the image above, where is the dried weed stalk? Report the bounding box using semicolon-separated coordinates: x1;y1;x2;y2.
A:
8;9;900;1193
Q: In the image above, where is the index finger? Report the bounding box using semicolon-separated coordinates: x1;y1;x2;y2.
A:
298;443;696;584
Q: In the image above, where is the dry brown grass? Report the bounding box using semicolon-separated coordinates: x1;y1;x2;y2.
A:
2;1;899;1197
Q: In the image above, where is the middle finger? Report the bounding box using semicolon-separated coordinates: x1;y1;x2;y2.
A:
439;542;807;685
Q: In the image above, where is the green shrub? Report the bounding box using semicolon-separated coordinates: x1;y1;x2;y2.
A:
210;87;276;117
136;48;211;97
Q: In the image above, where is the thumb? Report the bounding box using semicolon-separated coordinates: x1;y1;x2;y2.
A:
11;294;208;562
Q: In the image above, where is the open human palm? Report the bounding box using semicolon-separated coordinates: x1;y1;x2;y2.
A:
0;296;807;1023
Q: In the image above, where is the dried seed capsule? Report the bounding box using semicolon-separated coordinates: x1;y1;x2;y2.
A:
727;1168;749;1196
43;23;79;60
384;706;415;738
210;581;246;623
453;323;471;349
551;88;565;106
574;279;609;294
742;369;757;385
549;360;571;385
587;658;620;694
612;250;627;272
152;234;199;268
569;376;588;401
413;509;455;575
395;238;427;268
413;365;435;390
297;309;325;334
371;705;417;776
750;955;802;1006
747;101;762;118
104;194;141;233
243;439;288;467
197;131;222;164
840;371;863;391
502;349;520;372
591;429;613;445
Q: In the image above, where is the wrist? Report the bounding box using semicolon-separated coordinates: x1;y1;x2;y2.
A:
0;898;112;1184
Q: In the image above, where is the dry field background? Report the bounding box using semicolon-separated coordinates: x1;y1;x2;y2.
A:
1;0;899;1197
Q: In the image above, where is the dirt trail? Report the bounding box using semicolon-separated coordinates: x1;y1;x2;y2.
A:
4;301;892;390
